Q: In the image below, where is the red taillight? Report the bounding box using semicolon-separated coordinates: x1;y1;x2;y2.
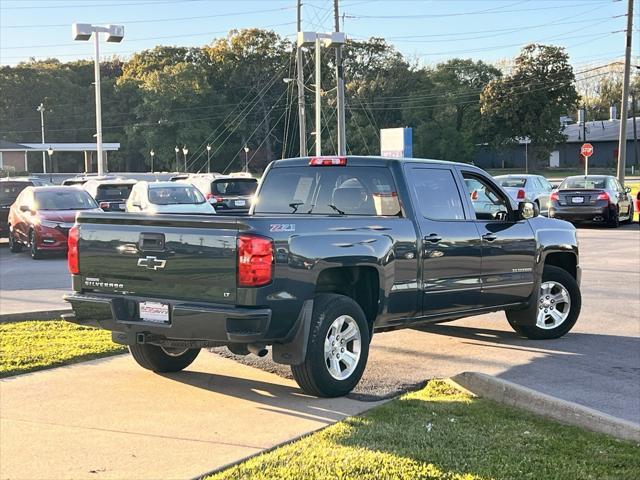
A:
206;193;223;203
517;189;526;200
99;201;109;210
550;191;559;201
309;157;347;166
68;225;80;274
597;192;610;202
237;234;273;287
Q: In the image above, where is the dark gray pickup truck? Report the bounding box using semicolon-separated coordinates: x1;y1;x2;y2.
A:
65;156;581;397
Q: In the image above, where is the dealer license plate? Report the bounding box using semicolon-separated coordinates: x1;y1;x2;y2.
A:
139;301;170;324
119;203;126;210
571;196;584;204
235;199;246;207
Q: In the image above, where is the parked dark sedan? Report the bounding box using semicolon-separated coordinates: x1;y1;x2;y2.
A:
8;186;100;258
1;177;51;237
549;175;634;227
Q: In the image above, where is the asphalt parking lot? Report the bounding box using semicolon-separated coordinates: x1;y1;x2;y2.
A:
1;223;639;423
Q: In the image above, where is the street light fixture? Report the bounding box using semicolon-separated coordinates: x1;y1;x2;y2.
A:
46;146;54;183
36;103;47;173
182;146;189;172
72;22;124;176
149;149;155;173
297;31;345;156
243;145;250;173
206;144;212;173
174;146;179;172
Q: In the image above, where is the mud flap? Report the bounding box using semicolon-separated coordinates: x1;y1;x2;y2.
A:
271;299;313;365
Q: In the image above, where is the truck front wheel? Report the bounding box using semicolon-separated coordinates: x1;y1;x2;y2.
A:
129;343;200;373
291;294;370;397
507;265;581;340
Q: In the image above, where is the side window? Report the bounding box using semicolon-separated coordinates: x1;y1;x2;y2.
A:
409;168;465;220
462;173;510;221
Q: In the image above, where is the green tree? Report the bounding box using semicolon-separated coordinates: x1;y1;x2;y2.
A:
481;44;580;168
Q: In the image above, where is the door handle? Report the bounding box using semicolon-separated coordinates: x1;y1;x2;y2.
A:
424;233;442;243
482;233;498;242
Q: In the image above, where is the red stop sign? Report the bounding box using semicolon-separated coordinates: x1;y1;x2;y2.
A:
581;143;593;157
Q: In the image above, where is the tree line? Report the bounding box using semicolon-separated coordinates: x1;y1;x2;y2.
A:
0;29;637;173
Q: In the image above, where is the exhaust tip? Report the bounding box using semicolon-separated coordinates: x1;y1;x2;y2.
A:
247;343;268;357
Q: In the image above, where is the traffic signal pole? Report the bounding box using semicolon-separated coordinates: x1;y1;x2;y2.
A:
616;0;634;186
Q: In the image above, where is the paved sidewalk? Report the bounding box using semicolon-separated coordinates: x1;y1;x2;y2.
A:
0;352;380;480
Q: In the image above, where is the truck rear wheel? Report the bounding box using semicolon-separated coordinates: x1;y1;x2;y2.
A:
506;265;581;340
291;294;370;397
128;343;200;373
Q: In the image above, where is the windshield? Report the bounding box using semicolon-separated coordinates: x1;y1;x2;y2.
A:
0;182;31;203
560;177;606;190
211;179;257;196
498;178;527;188
35;190;97;210
95;184;134;201
255;166;401;216
148;185;205;205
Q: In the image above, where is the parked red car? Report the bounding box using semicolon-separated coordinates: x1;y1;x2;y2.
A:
8;186;99;259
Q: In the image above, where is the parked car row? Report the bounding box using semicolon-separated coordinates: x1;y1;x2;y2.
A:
2;172;258;259
493;173;635;228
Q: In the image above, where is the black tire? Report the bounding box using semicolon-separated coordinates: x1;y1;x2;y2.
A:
291;294;370;397
29;230;42;259
506;265;581;340
128;343;200;373
8;229;22;253
607;207;620;228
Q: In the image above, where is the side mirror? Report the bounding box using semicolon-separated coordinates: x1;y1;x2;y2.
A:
519;201;538;220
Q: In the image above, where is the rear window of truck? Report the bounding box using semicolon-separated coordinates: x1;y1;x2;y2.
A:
0;182;31;202
255;166;401;216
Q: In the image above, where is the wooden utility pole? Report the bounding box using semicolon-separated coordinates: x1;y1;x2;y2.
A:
296;0;307;157
334;0;346;155
616;0;633;185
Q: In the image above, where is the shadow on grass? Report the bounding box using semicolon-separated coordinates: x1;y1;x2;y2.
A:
210;381;640;480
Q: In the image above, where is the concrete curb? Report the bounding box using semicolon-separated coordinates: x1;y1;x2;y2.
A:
0;309;71;323
451;371;640;443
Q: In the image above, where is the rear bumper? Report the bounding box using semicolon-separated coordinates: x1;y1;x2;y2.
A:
549;205;612;223
63;292;272;344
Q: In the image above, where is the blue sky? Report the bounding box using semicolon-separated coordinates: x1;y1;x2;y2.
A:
0;0;636;67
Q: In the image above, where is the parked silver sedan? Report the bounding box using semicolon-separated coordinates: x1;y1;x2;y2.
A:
494;174;554;216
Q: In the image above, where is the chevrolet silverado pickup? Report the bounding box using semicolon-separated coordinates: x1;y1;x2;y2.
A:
64;156;582;397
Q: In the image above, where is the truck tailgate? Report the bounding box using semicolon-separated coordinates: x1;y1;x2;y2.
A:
75;212;238;304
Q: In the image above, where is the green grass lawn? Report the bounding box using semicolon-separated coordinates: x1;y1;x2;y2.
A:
0;320;126;378
210;380;640;480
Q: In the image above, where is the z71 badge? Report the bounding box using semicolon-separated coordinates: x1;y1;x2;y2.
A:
270;224;295;232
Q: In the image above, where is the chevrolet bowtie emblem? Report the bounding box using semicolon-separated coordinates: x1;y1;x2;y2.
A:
137;256;166;270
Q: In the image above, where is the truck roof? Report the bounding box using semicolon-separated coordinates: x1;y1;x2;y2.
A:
271;156;462;168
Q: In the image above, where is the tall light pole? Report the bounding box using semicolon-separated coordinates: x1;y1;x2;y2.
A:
149;150;155;172
174;146;179;172
616;0;634;186
298;31;345;157
182;146;188;172
46;146;54;183
243;145;249;173
36;103;46;173
206;144;212;173
296;0;307;156
72;23;124;176
333;0;346;156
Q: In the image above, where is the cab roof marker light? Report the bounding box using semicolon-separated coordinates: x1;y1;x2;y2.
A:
309;157;347;166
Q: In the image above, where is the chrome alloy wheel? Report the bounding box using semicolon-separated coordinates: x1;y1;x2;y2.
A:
324;314;362;380
537;281;571;330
